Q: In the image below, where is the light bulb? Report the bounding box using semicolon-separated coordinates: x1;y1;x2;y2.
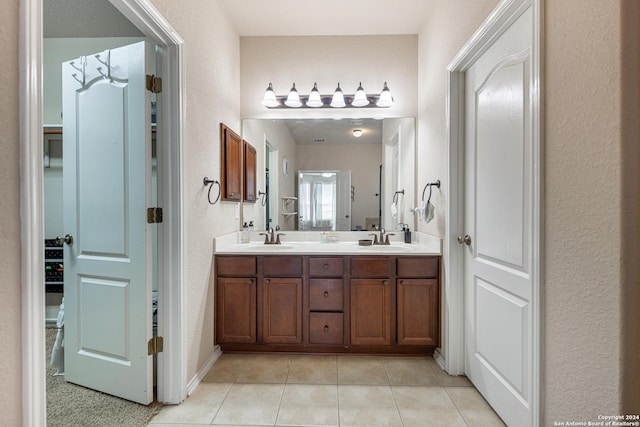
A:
376;82;394;107
330;83;346;108
284;83;302;108
306;83;323;108
261;82;280;108
351;82;369;107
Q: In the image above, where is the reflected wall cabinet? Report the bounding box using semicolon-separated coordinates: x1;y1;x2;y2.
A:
220;123;242;201
243;140;257;203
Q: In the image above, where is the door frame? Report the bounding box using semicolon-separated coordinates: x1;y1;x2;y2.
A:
442;0;543;424
19;0;186;424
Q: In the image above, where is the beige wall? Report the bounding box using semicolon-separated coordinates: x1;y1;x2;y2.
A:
240;35;418;120
0;0;23;423
148;0;241;381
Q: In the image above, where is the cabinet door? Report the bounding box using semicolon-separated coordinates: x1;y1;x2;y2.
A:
220;123;242;201
216;277;256;343
350;278;391;345
243;140;257;202
262;277;303;344
397;278;439;346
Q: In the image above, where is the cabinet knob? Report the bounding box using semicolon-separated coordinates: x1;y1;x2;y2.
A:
324;325;329;332
400;280;405;286
248;279;253;284
265;279;270;284
383;280;389;286
323;264;329;270
323;291;329;297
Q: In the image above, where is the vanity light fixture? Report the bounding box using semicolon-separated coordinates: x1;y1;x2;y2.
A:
260;82;280;108
261;82;394;109
306;83;324;108
351;82;370;107
284;83;302;108
352;129;363;137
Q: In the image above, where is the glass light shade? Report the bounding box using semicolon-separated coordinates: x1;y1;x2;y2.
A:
376;82;394;107
261;83;280;108
306;83;323;108
284;83;302;108
351;82;369;107
352;129;363;137
330;83;346;108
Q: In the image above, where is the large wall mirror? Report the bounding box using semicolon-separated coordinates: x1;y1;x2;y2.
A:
241;117;415;232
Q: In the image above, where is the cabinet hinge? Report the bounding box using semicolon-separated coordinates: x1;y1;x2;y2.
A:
146;74;162;93
148;336;164;355
147;207;163;224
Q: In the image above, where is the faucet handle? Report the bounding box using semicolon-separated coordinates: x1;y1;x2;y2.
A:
259;232;269;244
275;233;285;244
384;233;395;244
368;233;379;245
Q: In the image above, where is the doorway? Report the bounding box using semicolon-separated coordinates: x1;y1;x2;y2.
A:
21;0;186;423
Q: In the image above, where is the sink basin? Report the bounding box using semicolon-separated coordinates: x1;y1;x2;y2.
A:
245;244;295;251
352;244;415;252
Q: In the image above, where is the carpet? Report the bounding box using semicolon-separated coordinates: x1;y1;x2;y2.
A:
46;327;162;427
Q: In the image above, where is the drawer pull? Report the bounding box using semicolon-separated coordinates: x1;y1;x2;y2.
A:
323;264;329;269
323;291;329;297
324;325;329;332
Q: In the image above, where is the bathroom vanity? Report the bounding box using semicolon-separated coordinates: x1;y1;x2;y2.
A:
214;233;441;355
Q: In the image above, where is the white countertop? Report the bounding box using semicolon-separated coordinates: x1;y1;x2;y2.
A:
214;231;442;256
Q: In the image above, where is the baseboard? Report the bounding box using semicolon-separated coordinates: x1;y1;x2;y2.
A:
433;348;447;372
186;345;222;397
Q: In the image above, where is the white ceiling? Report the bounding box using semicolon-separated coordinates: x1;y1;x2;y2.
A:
44;0;433;38
217;0;433;36
283;118;383;146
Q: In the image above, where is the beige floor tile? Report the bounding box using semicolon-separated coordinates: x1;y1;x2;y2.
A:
382;357;441;386
213;383;285;425
337;356;389;385
446;387;506;426
276;384;339;426
236;354;292;383
338;385;403;427
203;353;248;383
287;355;338;384
150;382;231;424
426;358;473;387
149;424;211;427
392;386;468;427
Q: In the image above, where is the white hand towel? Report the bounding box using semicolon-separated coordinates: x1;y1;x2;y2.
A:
390;202;398;219
425;201;435;223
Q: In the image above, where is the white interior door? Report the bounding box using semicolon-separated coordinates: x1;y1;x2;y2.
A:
462;7;534;426
62;41;154;405
336;170;352;231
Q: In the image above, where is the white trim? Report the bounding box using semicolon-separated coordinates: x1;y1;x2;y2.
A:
186;346;222;397
21;0;185;422
444;0;543;425
20;0;45;424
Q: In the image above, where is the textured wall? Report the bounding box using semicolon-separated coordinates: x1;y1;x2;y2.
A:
148;0;241;381
0;0;23;424
545;0;630;419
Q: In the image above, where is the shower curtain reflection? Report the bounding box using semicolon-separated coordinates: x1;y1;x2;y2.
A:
299;171;337;231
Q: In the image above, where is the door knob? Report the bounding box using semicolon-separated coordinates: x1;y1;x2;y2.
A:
57;234;73;246
457;234;471;245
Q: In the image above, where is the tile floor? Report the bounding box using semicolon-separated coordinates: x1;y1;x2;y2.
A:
149;354;505;427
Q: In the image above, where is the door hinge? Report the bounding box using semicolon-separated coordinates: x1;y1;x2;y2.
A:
148;336;164;355
147;207;163;224
146;74;162;93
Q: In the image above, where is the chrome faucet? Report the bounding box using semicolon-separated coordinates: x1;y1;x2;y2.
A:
369;228;394;245
259;226;285;244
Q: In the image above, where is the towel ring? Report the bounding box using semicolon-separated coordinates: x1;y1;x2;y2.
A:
203;177;221;205
421;180;441;203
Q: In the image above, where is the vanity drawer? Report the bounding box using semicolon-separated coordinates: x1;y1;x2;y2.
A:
263;256;302;276
309;312;344;344
397;257;439;278
350;257;391;277
309;257;344;276
217;256;257;276
309;279;344;311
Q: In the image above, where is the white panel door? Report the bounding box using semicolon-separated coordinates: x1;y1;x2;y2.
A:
463;7;534;426
62;41;154;405
336;170;352;231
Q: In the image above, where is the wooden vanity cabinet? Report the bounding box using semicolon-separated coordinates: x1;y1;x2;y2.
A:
215;254;440;353
216;257;257;344
396;257;440;346
262;257;303;344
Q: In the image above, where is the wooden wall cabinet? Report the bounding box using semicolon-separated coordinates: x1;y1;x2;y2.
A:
243;140;257;203
220;123;242;201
